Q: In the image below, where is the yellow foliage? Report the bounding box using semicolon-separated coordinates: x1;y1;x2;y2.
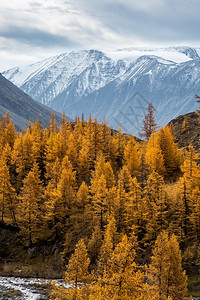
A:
64;239;91;286
18;162;43;246
148;231;188;300
124;136;141;176
145;140;166;175
0;113;192;299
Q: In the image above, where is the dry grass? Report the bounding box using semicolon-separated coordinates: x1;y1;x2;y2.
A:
4;289;22;298
0;255;63;278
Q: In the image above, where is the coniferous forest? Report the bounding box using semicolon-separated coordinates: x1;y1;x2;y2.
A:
0;110;200;299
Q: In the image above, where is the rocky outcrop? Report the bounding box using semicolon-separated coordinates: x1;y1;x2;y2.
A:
168;111;200;151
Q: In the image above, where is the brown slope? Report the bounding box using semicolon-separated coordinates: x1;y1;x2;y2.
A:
0;73;72;130
168;111;200;151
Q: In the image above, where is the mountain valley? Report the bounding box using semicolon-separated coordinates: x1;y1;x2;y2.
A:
3;46;200;136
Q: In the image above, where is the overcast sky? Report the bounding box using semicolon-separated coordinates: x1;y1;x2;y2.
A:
0;0;200;71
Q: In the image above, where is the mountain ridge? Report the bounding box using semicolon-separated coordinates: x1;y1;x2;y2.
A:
0;73;72;131
3;46;200;135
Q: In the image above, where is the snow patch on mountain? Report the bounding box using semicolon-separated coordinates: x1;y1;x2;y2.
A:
106;47;194;64
3;46;200;136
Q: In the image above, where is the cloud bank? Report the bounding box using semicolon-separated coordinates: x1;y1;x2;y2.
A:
0;0;200;70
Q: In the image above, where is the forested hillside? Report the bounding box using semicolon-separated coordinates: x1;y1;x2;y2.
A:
0;111;199;299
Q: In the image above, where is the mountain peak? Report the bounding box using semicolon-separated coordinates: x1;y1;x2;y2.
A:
2;47;200;135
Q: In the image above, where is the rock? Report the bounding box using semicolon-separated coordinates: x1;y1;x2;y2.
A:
4;289;22;298
168;112;200;152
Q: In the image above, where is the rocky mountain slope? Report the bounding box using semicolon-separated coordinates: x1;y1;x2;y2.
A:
3;46;200;136
168;111;200;151
0;74;71;131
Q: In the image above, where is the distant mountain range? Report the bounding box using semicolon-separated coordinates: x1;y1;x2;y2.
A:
3;46;200;136
0;74;71;131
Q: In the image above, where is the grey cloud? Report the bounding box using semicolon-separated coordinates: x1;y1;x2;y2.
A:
0;27;80;48
1;0;200;71
75;0;200;44
107;3;199;41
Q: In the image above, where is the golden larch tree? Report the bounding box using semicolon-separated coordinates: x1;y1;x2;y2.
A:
145;133;166;176
144;171;167;241
50;239;91;300
18;162;43;246
90;234;144;300
157;126;181;177
124;135;141;176
0;154;17;225
148;231;188;300
97;216;118;276
12;130;34;191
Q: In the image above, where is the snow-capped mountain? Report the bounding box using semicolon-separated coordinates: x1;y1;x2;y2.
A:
3;46;200;136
